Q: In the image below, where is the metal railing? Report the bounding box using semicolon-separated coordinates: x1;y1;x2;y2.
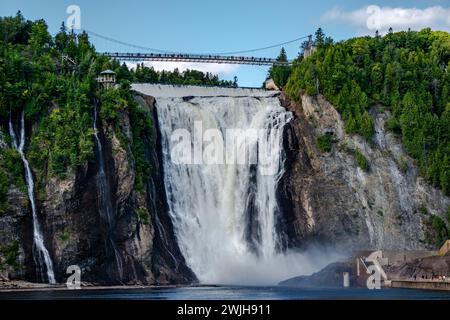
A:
102;52;292;66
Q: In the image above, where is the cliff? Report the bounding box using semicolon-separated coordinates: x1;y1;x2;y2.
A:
1;88;449;285
277;93;450;251
0;95;196;285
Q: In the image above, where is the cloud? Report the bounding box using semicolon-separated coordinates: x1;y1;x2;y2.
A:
126;61;239;75
322;5;450;34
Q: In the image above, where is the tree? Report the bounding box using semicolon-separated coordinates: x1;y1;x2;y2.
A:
268;47;291;88
55;22;69;52
300;40;310;56
232;76;238;88
371;63;383;98
431;215;448;247
359;111;375;140
277;47;288;62
285;28;450;194
116;62;133;83
315;28;325;47
29;19;51;54
0;11;32;44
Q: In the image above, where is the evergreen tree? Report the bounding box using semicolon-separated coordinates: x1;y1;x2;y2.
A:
315;27;325;46
268;47;291;88
285;28;450;194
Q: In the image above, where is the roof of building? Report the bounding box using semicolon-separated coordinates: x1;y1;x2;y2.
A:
100;69;116;75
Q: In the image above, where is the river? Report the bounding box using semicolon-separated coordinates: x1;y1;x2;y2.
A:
1;286;450;300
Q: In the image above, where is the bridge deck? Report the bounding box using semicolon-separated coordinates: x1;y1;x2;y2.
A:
103;52;292;66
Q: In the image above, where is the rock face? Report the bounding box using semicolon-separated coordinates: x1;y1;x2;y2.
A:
0;133;28;281
386;254;450;280
0;186;28;281
277;93;450;251
265;78;279;91
0;95;196;285
278;261;354;287
2;88;449;285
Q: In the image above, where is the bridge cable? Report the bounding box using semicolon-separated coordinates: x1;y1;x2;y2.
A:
211;35;310;55
82;28;311;56
82;28;174;54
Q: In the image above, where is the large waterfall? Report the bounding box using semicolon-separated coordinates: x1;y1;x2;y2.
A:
137;84;320;285
9;111;56;284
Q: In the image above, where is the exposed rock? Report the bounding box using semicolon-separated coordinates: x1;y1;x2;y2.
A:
265;78;279;91
386;254;450;280
278;261;354;287
2;88;449;287
134;93;196;284
32;96;196;285
0;135;28;281
277;93;450;251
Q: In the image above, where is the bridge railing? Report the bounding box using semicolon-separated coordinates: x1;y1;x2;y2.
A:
102;52;292;66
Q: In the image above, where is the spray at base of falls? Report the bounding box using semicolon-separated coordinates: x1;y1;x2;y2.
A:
152;86;329;285
93;104;123;280
9;111;56;284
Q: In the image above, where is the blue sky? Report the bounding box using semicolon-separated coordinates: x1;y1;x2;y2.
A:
1;0;449;87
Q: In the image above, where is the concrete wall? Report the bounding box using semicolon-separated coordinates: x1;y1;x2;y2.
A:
382;250;437;266
439;240;450;256
391;280;450;291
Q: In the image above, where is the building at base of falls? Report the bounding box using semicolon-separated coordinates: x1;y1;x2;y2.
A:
279;249;450;291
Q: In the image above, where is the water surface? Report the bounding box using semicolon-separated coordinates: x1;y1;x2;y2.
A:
1;286;450;300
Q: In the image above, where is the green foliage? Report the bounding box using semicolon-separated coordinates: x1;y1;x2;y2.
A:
0;146;29;214
0;170;9;214
58;230;70;242
430;215;448;247
29;19;52;54
286;28;450;194
0;14;99;181
419;205;429;215
129;63;237;87
28;87;95;178
316;132;334;152
447;206;450;224
385;116;401;134
128;99;152;191
1;148;26;192
99;88;127;122
97;81;153;191
354;148;370;172
268;48;291;88
0;12;240;211
0;241;20;271
397;156;408;173
136;208;150;225
0;11;32;45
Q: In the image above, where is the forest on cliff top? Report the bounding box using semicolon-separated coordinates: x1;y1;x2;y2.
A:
278;28;450;195
0;13;239;216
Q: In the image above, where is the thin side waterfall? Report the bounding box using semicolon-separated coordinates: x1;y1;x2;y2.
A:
93;104;123;280
153;87;314;285
9;111;56;284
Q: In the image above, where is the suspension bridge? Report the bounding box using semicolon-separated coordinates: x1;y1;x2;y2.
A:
102;52;292;66
84;29;312;66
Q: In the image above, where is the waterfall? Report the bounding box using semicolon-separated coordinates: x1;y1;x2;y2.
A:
9;111;56;284
149;85;314;285
93;104;123;280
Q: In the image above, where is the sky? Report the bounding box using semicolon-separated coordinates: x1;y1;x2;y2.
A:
1;0;449;87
